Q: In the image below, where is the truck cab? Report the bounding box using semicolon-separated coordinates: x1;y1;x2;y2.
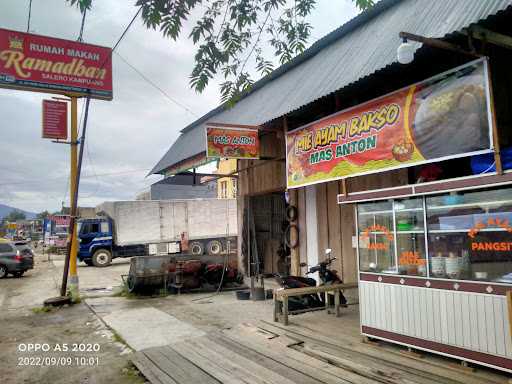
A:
78;217;113;267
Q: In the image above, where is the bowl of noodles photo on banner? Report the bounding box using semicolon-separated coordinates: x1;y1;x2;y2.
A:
410;63;491;160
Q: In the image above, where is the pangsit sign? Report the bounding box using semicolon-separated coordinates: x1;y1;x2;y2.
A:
286;59;493;188
206;125;259;159
0;28;113;100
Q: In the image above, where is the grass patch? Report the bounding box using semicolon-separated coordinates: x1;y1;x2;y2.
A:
112;330;127;345
121;362;145;383
31;306;52;314
112;280;169;299
112;282;137;299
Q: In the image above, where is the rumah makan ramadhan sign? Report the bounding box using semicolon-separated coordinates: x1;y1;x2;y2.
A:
0;28;112;100
286;59;493;188
206;126;259;159
42;100;67;140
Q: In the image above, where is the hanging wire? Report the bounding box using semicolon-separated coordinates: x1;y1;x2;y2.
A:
77;6;87;42
115;52;198;117
26;0;33;32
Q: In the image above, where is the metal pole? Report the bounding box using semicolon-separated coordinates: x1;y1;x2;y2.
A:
60;96;91;298
68;97;79;300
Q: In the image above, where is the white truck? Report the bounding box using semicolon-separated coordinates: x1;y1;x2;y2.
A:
77;199;237;267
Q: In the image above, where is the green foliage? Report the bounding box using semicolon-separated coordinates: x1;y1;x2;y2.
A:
36;210;50;220
67;0;92;13
3;209;26;222
32;306;53;314
66;0;374;104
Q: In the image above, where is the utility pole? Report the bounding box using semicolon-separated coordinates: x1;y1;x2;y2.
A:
68;96;80;301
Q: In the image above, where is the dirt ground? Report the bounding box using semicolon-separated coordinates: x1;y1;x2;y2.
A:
0;250;143;384
2;250;511;384
0;249;275;384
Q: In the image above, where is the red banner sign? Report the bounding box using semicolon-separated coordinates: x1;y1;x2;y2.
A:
206;126;259;159
42;100;67;139
49;215;70;226
0;28;113;100
286;59;492;188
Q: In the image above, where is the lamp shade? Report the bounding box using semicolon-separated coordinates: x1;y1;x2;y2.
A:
397;41;415;64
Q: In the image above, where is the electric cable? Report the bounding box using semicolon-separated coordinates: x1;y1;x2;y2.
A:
112;6;142;53
77;5;87;41
192;198;232;303
26;0;32;32
0;168;151;187
115;52;198;117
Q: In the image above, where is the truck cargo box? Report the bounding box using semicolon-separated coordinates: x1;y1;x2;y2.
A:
96;199;237;247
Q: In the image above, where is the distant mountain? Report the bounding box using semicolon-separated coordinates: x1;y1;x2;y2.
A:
0;204;37;220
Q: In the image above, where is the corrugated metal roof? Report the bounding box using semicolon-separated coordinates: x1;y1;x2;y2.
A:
151;0;512;175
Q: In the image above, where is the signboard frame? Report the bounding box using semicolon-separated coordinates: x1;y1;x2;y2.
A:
206;123;260;160
286;58;494;189
0;28;113;100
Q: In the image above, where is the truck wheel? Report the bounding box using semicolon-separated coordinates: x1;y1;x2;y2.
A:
207;240;222;255
92;249;112;267
0;265;7;278
190;242;203;256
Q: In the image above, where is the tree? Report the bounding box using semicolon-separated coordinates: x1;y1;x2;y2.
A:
36;210;50;220
3;210;26;222
66;0;373;103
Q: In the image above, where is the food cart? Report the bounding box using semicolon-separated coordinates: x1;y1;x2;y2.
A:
341;175;512;372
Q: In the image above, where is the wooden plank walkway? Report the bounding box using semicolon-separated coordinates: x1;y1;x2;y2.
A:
132;305;510;384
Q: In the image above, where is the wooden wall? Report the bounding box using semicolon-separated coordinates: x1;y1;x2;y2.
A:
236;119;408;281
312;169;409;284
238;131;286;197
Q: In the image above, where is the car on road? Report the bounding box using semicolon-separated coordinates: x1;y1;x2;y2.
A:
0;240;34;278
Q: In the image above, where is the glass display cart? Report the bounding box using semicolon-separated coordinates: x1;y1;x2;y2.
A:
355;186;512;372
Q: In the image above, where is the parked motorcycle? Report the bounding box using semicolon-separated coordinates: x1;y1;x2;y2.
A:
274;248;347;311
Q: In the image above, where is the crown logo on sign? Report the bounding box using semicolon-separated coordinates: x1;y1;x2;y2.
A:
9;36;23;50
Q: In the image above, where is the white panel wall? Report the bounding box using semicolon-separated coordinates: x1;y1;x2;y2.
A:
360;280;512;359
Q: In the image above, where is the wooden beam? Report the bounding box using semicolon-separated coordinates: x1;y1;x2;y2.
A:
206;122;260;129
275;282;358;298
399;31;481;58
464;26;512;51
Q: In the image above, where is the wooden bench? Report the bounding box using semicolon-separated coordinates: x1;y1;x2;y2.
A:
273;283;358;325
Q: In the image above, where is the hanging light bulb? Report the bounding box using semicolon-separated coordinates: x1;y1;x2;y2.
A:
397;38;415;64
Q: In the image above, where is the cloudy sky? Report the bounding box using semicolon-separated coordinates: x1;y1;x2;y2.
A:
0;0;359;213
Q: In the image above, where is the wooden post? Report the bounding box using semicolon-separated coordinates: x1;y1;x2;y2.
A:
486;60;503;174
284;115;301;276
341;178;347;196
283;296;289;325
335;290;341;317
289;190;300;275
273;292;279;322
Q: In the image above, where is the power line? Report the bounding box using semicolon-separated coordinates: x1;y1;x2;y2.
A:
0;168;152;187
26;0;32;32
115;52;199;117
77;6;87;41
112;6;142;53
